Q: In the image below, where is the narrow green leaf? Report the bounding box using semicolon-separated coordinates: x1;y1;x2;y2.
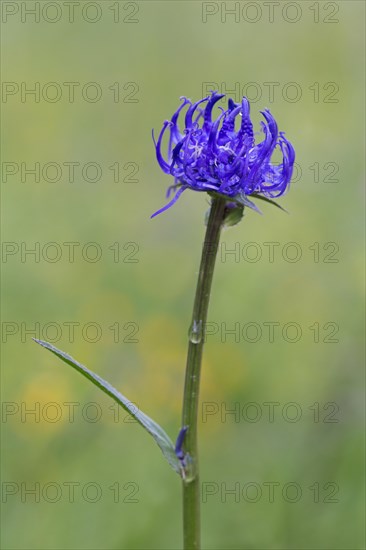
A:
33;339;181;475
250;193;289;213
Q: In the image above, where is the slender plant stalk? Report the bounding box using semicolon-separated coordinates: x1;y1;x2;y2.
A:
181;196;228;550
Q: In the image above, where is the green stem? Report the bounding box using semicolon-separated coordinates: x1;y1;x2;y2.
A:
181;196;227;550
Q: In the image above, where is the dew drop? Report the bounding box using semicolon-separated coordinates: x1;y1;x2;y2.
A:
188;319;203;344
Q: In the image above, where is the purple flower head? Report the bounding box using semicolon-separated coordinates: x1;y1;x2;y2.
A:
152;91;295;218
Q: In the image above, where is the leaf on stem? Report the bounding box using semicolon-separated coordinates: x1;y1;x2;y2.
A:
33;339;182;476
250;193;289;213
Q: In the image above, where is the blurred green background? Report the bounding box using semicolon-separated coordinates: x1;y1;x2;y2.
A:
1;1;365;548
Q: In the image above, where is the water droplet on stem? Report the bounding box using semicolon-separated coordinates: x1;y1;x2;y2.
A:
189;320;203;344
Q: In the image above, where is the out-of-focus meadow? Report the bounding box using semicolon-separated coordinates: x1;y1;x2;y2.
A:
1;1;365;548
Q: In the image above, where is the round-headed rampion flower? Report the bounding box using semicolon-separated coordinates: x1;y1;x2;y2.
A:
152;91;295;218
